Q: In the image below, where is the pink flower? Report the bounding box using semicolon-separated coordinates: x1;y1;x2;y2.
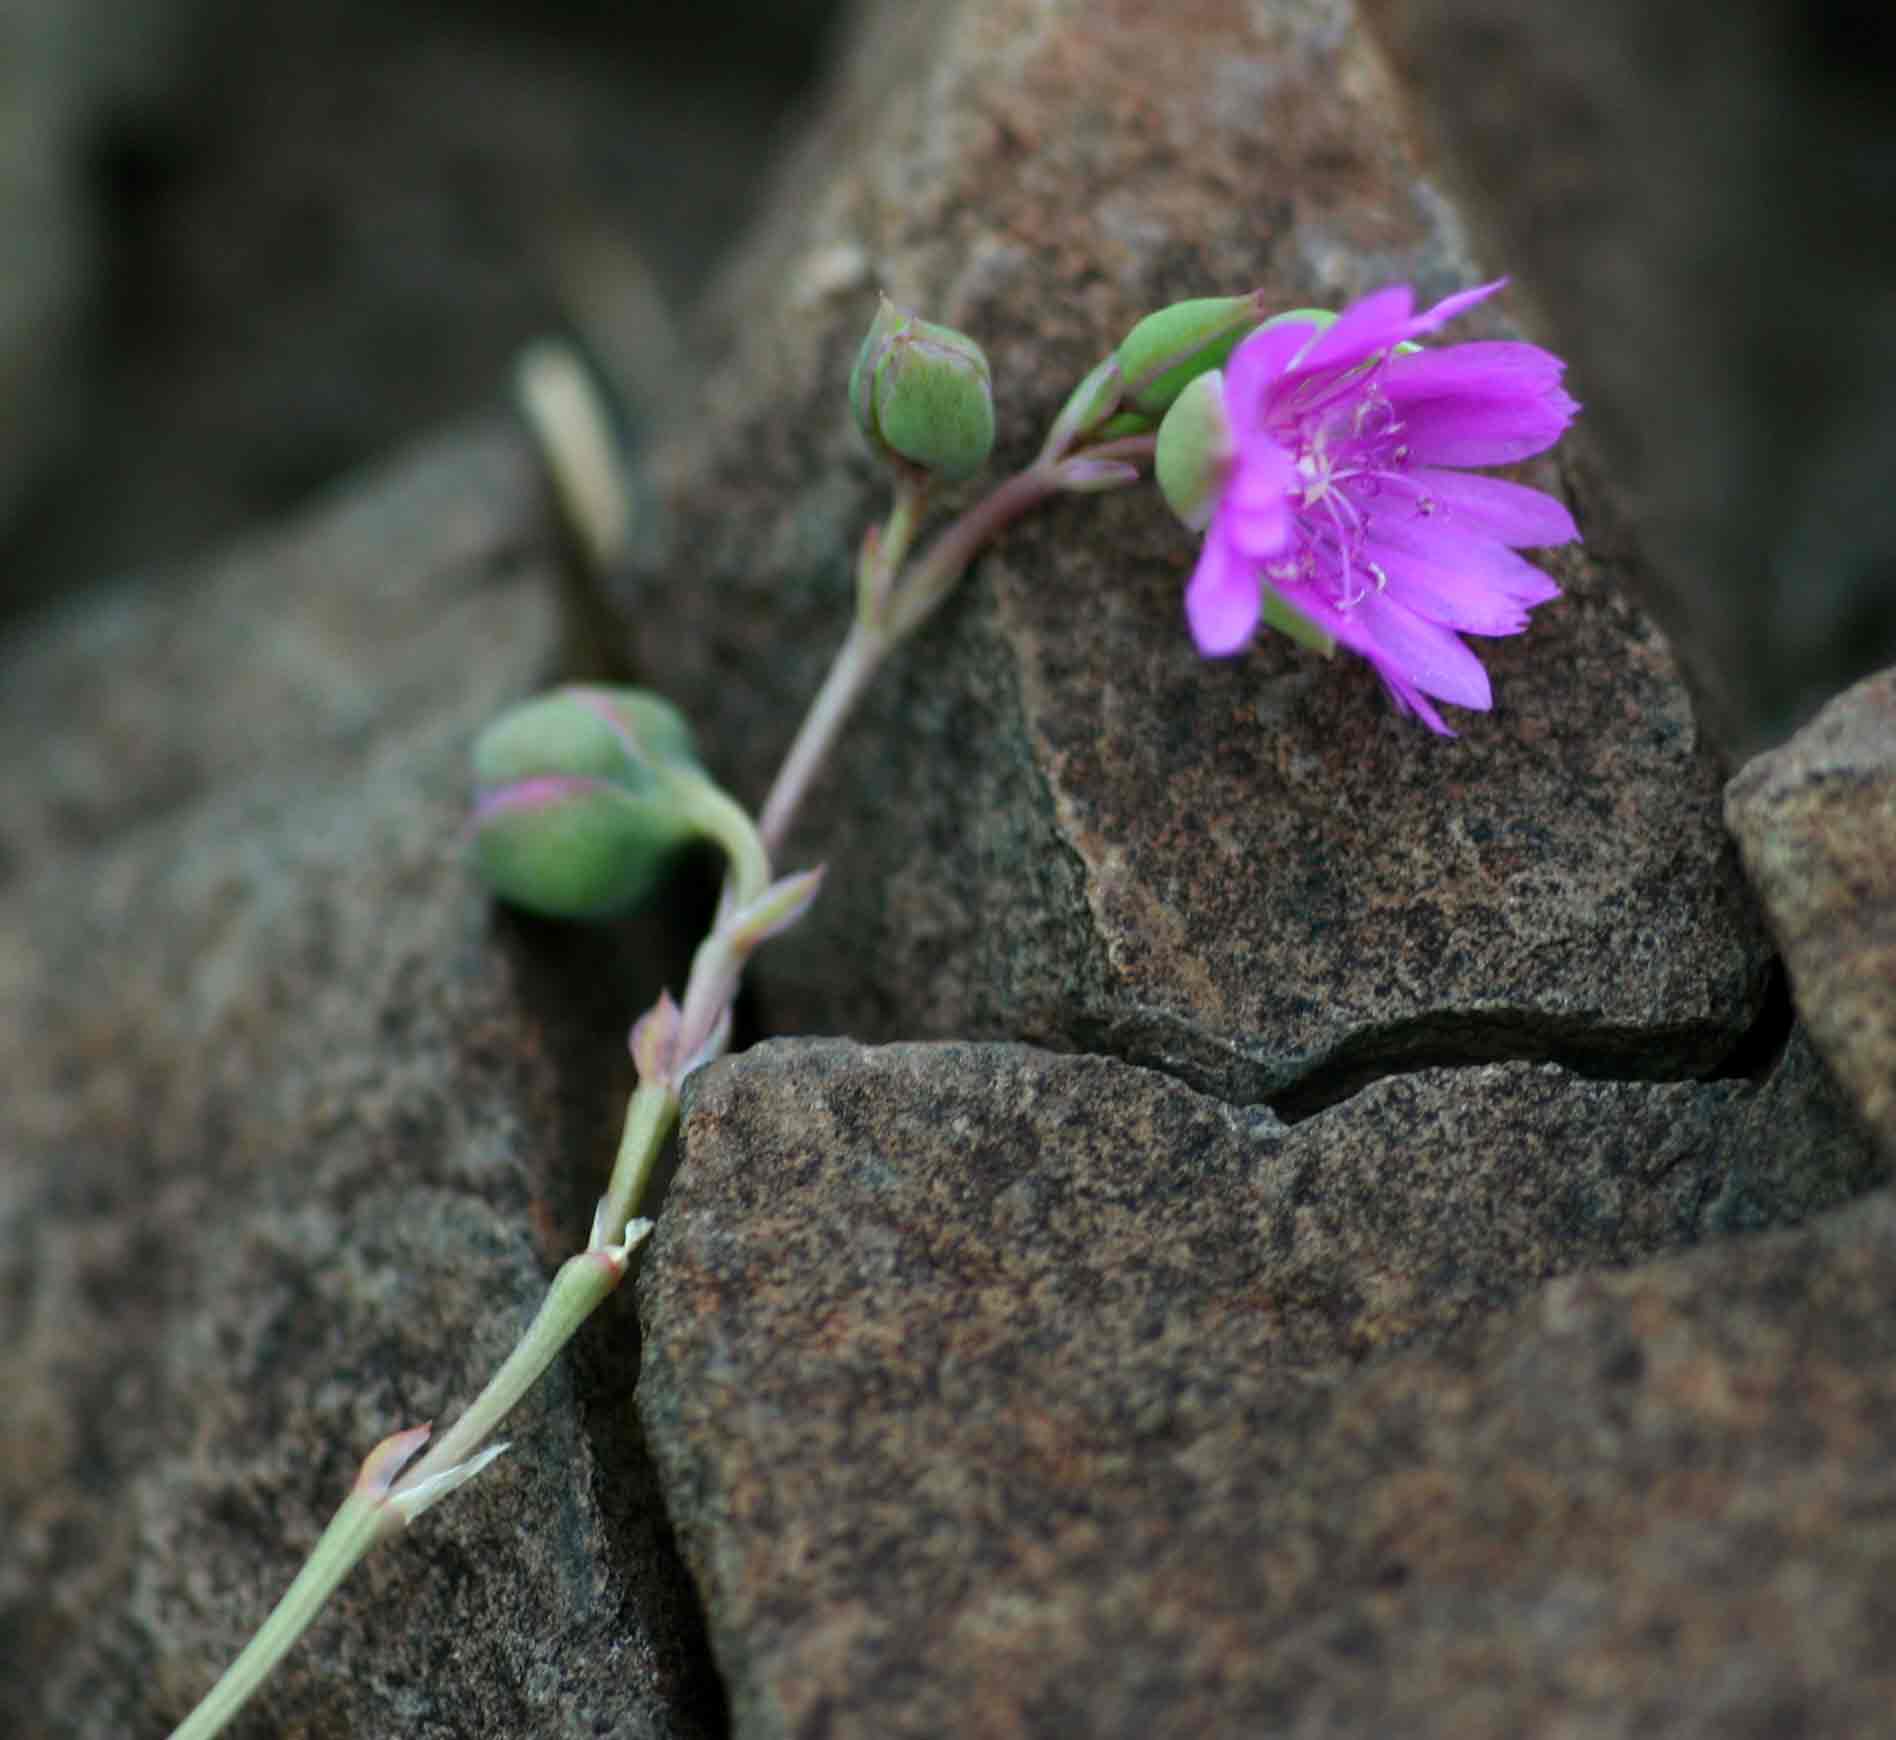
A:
1179;280;1580;734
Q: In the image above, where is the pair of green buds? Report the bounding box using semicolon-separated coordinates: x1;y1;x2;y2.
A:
846;288;1313;489
470;687;764;921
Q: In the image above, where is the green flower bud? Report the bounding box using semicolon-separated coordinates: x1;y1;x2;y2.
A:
470;687;709;919
849;295;996;482
1154;370;1234;533
1115;294;1266;416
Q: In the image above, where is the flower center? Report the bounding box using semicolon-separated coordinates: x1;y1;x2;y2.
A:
1268;356;1424;611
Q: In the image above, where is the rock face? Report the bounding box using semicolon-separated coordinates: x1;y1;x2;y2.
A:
1355;0;1896;761
641;1037;1890;1739
0;422;724;1738
612;0;1774;1107
1727;666;1896;1161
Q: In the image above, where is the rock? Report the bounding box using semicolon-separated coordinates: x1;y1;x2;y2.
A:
612;0;1774;1106
1;419;559;882
0;0;207;542
1726;665;1896;1160
1355;0;1896;761
638;1036;1890;1739
0;420;723;1737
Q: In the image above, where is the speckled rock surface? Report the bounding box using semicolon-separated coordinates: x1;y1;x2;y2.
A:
1726;666;1896;1159
1355;0;1896;760
639;1037;1890;1739
612;0;1773;1105
0;422;723;1738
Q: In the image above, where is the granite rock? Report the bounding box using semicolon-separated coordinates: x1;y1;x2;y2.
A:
611;0;1774;1106
1726;665;1896;1159
639;1036;1890;1739
0;421;723;1738
1355;0;1896;760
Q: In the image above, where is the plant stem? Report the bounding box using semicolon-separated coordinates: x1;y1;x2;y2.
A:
757;619;886;858
395;1243;637;1493
593;1081;682;1256
759;446;1146;853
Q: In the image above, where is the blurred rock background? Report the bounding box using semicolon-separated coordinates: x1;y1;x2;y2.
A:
0;0;844;616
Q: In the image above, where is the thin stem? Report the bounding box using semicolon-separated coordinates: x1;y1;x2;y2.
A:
594;1080;683;1250
856;473;930;622
673;773;772;909
760;463;1074;855
757;620;886;858
1072;432;1157;468
885;464;1061;640
398;1244;633;1492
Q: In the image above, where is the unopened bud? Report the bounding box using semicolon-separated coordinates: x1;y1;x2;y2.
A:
849;296;996;482
1154;370;1235;533
1115;294;1265;415
470;687;708;919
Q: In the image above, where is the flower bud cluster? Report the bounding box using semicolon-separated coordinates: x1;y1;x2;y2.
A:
470;687;713;919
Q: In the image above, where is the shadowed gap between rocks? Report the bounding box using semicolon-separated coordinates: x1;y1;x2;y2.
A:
1038;953;1797;1128
1261;955;1797;1124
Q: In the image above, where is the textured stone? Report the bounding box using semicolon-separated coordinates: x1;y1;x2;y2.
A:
0;423;724;1738
1355;0;1896;760
638;1036;1885;1739
1726;665;1896;1159
1;418;561;883
612;0;1773;1105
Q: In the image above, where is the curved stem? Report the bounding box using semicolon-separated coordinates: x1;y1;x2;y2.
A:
885;464;1061;640
674;772;772;909
756;620;886;858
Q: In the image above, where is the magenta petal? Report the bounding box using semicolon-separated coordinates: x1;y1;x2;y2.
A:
1292;286;1415;376
1404;469;1578;547
1270;586;1479;729
1184;528;1261;656
1225;320;1321;433
1404;277;1506;336
1385;340;1569;403
1363;540;1541;636
1351;594;1494;710
1220;441;1296;555
1361;512;1563;606
1393;390;1580;467
1374;669;1455;736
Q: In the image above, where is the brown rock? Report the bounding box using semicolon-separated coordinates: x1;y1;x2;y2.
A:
0;421;722;1737
638;1035;1885;1738
613;0;1773;1105
1726;665;1896;1159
